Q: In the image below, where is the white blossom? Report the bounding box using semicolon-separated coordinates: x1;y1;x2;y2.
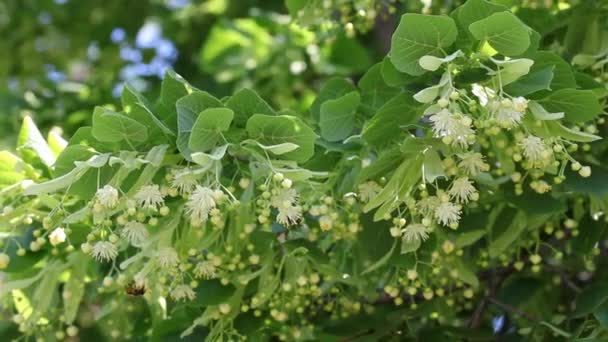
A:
91;241;118;262
134;185;164;210
458;152;489;176
96;185;119;209
358;181;382;202
49;227;67;246
434;202;462;226
512;96;528;112
186;186;216;223
271;188;298;208
401;223;429;243
493;97;528;128
170;284;196;301
194;261;216;279
277;205;302;226
171;168;198;195
495;107;524;128
121;221;149;247
417;196;440;216
429;109;474;148
520;135;552;167
157;247;179;268
449;177;478;203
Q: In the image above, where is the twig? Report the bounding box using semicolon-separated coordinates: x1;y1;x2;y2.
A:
487;297;539;323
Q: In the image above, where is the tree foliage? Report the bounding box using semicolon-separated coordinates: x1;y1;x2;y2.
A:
1;0;608;341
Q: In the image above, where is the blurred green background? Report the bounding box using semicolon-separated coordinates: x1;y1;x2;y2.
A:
0;0;399;149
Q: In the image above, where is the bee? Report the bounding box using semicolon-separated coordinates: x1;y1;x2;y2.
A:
125;282;146;296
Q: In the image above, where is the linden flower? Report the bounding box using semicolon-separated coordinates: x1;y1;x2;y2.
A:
121;221;149;247
417;196;440;216
495;106;525;128
434;202;462;226
49;227;67;246
449;177;478;203
520;135;552;167
429;109;456;134
157;247;179;268
277;205;302;226
171;168;198;195
186;186;216;223
194;261;216;279
134;185;164;210
401;223;429;243
358;181;382;202
96;185;119;209
428;109;474;148
319;215;333;231
512;96;528;112
91;241;118;262
458;152;489;176
271;188;298;208
170;284;196;301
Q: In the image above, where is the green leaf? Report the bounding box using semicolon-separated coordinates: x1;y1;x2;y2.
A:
381;57;415;87
189;108;234;152
574;282;608;317
91;107;148;144
325;33;373;74
593;301;608;329
0;152;27;188
362;93;423;147
507;190;566;216
526;52;576;94
571;216;606;254
469;12;531;56
503;65;554;96
310;78;356;121
319;91;360;142
454;260;479;288
358;63;400;116
246;114;316;163
285;0;307;15
390;14;458;76
488;211;526;258
576;71;608;94
17;116;56;167
356;145;404;183
122;83;174;140
563;165;608;196
453;230;486;248
157;70;191;131
451;0;508;49
361;239;397;275
225;88;275;127
539;89;603;123
176;91;223;157
193;280;236;307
